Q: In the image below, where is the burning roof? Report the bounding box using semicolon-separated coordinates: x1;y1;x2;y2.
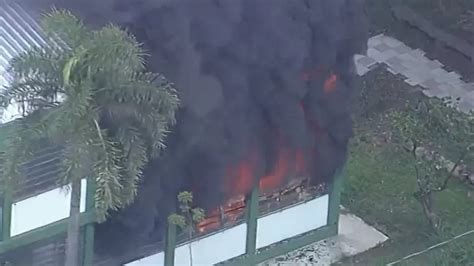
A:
15;0;368;258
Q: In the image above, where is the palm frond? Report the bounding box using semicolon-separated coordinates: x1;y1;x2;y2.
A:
1;78;63;113
41;9;89;49
3;44;65;116
103;72;179;121
87;25;146;75
62;139;92;186
1;114;53;189
90;124;126;221
114;125;148;204
2;10;180;222
102;102;168;156
98;72;178;155
61;79;94;119
8;45;66;80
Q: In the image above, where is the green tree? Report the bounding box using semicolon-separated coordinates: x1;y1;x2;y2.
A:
0;10;179;266
168;191;205;266
390;97;473;231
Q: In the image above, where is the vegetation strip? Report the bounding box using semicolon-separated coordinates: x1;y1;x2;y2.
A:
392;5;474;62
386;229;474;265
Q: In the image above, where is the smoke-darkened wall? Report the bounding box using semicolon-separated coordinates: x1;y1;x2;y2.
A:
17;0;368;258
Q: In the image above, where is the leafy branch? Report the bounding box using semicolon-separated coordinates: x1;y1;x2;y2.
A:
390;97;474;232
168;191;205;266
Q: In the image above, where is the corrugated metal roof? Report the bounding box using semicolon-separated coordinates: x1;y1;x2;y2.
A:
15;146;64;201
0;3;62;200
0;2;47;123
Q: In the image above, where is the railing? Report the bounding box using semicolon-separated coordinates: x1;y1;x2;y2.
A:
124;169;344;266
0;160;96;265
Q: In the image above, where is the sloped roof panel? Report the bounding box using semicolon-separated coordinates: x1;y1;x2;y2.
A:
0;2;47;123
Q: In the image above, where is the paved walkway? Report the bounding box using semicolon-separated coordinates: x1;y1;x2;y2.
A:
260;212;389;266
355;34;474;113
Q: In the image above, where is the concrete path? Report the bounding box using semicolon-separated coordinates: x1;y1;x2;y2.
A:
260;212;389;266
355;34;474;113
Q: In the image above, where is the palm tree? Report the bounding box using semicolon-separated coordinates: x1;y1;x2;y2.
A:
0;10;179;266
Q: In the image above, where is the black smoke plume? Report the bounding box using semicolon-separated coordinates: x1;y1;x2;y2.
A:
17;0;368;260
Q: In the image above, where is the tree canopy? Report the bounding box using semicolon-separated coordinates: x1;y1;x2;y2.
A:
0;9;179;221
390;97;474;230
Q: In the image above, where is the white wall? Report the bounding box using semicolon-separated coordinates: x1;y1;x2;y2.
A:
125;195;329;265
1;103;23;123
125;223;247;266
10;179;87;236
256;194;329;249
174;223;247;265
125;252;164;266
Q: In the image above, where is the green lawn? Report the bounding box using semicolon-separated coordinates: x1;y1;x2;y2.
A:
341;63;474;264
337;136;474;265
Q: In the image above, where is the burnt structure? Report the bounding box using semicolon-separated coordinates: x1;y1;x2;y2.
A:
15;0;368;260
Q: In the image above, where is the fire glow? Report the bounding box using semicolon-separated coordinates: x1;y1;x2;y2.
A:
196;83;336;233
225;147;306;194
71;0;369;256
324;73;338;94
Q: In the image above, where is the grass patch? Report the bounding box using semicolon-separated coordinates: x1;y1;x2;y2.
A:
345;139;474;236
339;139;474;265
337;67;474;265
343;140;426;239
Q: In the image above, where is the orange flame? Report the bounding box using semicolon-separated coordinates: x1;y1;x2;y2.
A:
226;154;256;196
259;147;290;191
323;73;337;94
295;150;306;175
200;71;336;233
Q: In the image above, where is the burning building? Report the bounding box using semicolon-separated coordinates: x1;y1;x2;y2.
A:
0;0;368;265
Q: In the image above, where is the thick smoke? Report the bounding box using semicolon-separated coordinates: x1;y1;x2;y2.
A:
19;0;367;258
